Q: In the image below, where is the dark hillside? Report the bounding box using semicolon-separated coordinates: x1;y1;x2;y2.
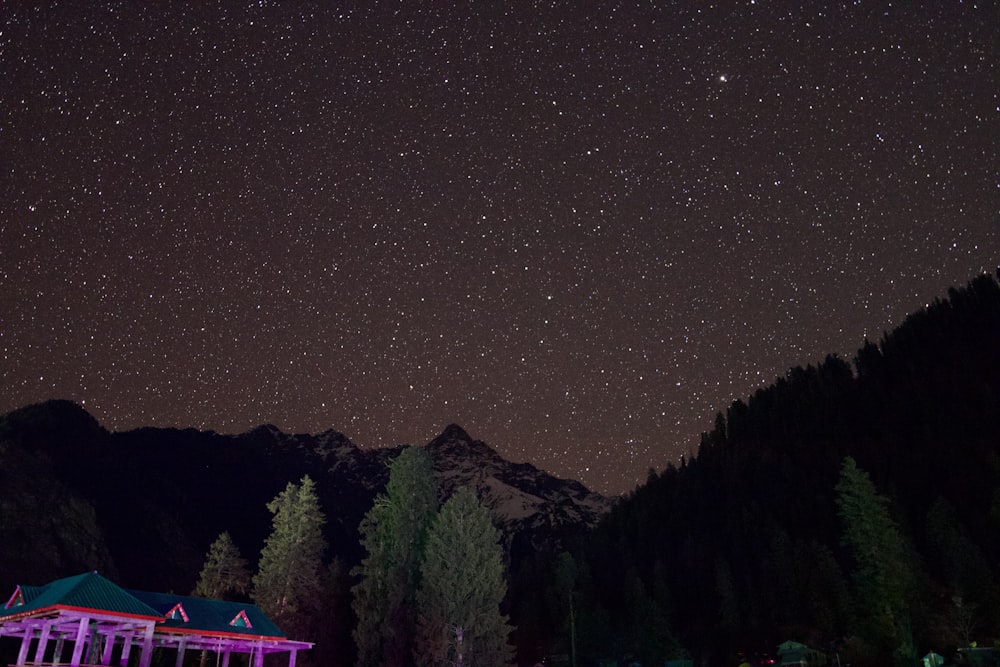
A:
0;400;115;582
0;408;392;594
568;272;1000;667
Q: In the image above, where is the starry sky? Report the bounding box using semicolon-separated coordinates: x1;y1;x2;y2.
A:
2;2;997;495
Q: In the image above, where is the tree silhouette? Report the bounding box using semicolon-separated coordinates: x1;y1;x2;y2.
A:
835;457;917;663
193;531;250;599
415;488;513;667
253;475;327;640
352;446;438;667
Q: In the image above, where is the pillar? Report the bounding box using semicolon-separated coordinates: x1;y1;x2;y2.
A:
70;616;91;667
119;634;133;667
33;622;53;663
174;636;188;667
137;623;155;667
102;629;117;665
54;636;66;665
15;629;33;667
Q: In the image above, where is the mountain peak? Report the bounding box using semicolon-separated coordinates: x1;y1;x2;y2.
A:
426;424;499;461
0;399;106;446
242;423;285;441
438;423;471;442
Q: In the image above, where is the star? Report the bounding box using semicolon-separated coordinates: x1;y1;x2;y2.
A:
1;2;996;495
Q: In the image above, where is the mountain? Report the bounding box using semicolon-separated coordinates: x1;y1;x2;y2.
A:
0;405;610;596
0;400;114;587
425;424;612;561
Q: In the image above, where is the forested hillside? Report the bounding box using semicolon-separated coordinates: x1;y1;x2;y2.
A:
523;272;1000;667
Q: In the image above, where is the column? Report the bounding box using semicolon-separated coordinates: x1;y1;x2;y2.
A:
15;628;33;667
33;622;53;663
137;623;155;667
174;636;187;667
54;636;66;665
119;634;133;667
101;629;117;665
70;617;91;667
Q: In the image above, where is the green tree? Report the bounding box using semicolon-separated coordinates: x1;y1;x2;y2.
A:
415;488;513;667
193;531;251;599
253;475;327;639
835;457;916;663
352;446;439;667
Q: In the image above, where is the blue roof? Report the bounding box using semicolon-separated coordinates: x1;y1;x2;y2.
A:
126;590;286;639
1;573;309;655
1;572;161;620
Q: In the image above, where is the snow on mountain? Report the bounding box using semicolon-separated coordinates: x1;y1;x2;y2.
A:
238;420;611;555
422;424;613;551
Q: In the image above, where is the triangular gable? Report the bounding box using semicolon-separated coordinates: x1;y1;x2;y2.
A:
4;586;25;609
5;584;44;610
166;602;189;622
229;610;252;629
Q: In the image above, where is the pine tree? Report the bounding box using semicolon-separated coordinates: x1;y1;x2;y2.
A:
352;446;438;667
353;496;393;667
415;488;513;667
193;531;250;599
835;457;916;662
253;475;327;639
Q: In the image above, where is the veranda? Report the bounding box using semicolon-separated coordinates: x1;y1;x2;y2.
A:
0;572;311;667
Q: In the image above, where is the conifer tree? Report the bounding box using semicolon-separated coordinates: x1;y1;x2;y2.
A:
193;531;250;599
835;457;917;662
352;446;438;667
253;475;327;639
415;488;513;667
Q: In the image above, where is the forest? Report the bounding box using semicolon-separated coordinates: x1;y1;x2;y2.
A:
1;271;999;667
513;272;1000;667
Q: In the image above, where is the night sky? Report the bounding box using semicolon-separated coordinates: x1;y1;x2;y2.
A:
2;2;997;495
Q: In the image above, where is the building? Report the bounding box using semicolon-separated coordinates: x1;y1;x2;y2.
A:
0;571;312;667
777;640;826;667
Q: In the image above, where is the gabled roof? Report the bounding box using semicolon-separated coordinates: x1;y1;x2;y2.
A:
1;573;312;658
127;590;286;640
165;602;189;622
0;572;161;621
6;584;43;608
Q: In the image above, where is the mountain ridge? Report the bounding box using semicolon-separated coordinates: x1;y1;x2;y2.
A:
0;402;610;595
